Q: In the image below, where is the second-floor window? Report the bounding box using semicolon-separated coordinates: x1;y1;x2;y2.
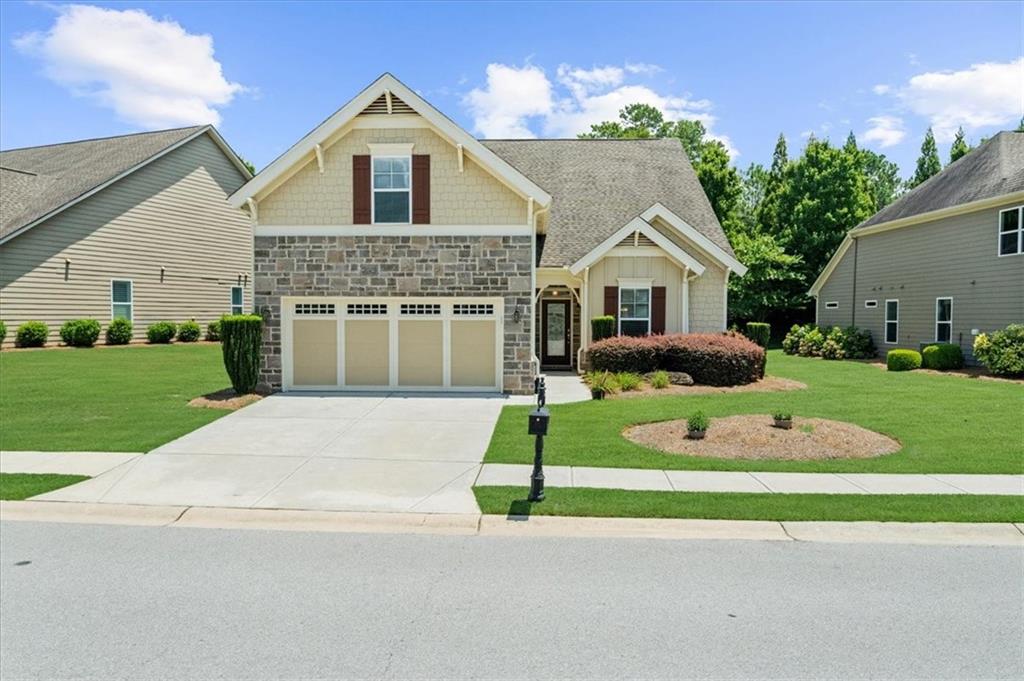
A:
999;206;1022;256
372;156;411;224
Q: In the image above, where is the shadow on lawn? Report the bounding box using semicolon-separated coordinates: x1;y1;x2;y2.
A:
506;498;536;520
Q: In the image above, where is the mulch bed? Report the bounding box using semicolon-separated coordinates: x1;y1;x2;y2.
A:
188;388;265;410
857;358;1023;383
624;414;900;461
609;375;807;399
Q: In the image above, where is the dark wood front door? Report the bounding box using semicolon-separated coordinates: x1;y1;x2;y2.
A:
541;299;571;367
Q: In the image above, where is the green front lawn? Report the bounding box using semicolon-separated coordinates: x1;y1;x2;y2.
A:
474;487;1024;523
487;351;1024;474
0;344;231;452
0;473;90;500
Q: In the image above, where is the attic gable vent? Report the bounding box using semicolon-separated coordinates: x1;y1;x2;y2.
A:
360;93;415;115
617;232;657;248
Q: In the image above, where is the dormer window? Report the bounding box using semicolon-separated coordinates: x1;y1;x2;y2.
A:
372;156;411;224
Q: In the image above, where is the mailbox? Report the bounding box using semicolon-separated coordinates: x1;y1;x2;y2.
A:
528;407;550;436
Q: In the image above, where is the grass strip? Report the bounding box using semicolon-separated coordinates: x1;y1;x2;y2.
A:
0;473;90;501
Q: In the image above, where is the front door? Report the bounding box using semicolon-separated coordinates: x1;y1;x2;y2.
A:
541;299;571;367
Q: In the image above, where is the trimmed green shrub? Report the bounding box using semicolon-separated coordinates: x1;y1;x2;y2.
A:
588;333;765;386
146;321;177;344
15;321;48;348
687;411;709;432
841;326;876;359
0;320;6;346
745;322;770;348
591;316;615;343
177;320;201;343
205;319;222;342
649;370;670;389
887;349;922;372
921;343;964;370
798;327;825;357
221;314;263;394
106;318;133;345
615;372;643;391
59;319;101;347
973;324;1024;377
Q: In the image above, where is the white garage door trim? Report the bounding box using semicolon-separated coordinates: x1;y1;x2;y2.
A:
281;296;503;392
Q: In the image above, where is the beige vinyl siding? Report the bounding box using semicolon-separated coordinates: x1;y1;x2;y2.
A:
586;256;681;334
0;134;251;346
814;200;1024;361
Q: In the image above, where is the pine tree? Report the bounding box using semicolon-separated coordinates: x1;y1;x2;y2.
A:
756;133;789;236
908;128;942;189
949;127;971;164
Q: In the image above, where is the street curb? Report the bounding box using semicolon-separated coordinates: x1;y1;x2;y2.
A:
2;500;1022;546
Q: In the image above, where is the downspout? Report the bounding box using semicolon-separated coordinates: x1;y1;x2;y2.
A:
851;237;859;327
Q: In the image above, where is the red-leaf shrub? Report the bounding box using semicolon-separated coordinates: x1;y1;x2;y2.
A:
588;333;765;386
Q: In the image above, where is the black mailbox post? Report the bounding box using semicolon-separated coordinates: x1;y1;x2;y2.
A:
528;377;548;502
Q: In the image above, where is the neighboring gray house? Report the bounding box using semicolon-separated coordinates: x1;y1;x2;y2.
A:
810;131;1024;362
0;126;253;346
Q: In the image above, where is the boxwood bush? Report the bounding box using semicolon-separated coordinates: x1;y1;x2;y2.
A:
886;349;922;372
0;320;6;347
105;318;133;345
146;321;177;344
59;319;101;347
205;319;222;341
177;320;201;342
15;321;48;348
588;333;765;386
221;314;263;394
973;324;1024;377
590;316;615;343
921;343;964;370
744;322;770;348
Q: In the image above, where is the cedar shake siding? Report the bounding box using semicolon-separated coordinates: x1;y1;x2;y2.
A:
0;133;251;345
815;200;1024;361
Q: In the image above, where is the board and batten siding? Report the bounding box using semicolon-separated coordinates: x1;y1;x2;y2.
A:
815;199;1024;361
0;133;251;346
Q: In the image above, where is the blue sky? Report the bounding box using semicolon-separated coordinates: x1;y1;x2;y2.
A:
1;1;1021;176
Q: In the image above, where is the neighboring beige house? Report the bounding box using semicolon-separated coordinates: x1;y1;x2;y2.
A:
810;131;1024;362
0;126;253;346
233;73;746;394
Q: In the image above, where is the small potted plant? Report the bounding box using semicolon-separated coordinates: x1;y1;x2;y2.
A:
588;371;614;400
687;411;709;440
772;411;793;430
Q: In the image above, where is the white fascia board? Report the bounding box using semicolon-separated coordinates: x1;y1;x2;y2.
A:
569;217;706;276
808;235;852;296
228;73;551;208
639;203;748;276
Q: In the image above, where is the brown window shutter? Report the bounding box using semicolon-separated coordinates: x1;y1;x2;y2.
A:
353;155;371;224
412;155;430;224
651;286;667;334
604;286;619;319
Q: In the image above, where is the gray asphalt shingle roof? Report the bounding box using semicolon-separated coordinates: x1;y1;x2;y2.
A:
481;138;732;267
0;125;206;239
858;130;1024;230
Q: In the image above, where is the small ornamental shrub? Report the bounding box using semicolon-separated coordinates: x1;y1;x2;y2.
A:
0;320;7;346
59;319;101;347
820;327;846;360
886;349;922;372
615;372;643;391
590;316;615;343
687;411;709;432
782;324;810;355
649;370;670;389
798;327;826;357
585;370;617;395
15;321;48;348
106;318;133;345
772;410;792;421
205;319;221;341
177;320;201;343
146;321;177;344
745;322;770;348
841;326;876;359
973;324;1024;377
921;343;964;371
221;314;263;394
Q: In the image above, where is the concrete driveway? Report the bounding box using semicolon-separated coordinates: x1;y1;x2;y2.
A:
38;394;508;514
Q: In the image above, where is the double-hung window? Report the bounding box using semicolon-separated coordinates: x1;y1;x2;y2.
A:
372;156;411;224
231;286;243;315
111;280;133;321
619;288;651;337
935;297;953;343
998;206;1023;256
884;299;899;344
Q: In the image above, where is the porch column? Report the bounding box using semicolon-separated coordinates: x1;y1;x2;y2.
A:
682;266;690;333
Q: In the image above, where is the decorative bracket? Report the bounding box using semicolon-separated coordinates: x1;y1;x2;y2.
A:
314;144;324;173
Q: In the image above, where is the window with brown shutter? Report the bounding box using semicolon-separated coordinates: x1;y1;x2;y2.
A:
651;286;666;334
412;155;430;224
353;155;371;224
604;287;618;320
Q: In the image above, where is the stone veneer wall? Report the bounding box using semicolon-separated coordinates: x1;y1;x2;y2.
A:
253;234;534;393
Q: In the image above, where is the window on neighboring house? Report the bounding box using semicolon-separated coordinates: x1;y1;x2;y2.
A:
824;301;839;309
111;280;133;321
372;156;411;223
231;286;243;315
935;297;953;343
885;299;899;344
999;205;1023;256
619;287;651;336
864;300;878;308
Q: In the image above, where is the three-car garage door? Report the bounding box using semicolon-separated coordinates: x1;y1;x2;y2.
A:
282;297;502;392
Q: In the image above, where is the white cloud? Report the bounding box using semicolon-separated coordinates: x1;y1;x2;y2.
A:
14;4;244;128
862;115;906;148
897;58;1024;141
872;84;891;95
463;63;553;138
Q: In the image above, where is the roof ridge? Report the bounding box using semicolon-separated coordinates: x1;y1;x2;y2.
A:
480;137;678;142
0;125;207;154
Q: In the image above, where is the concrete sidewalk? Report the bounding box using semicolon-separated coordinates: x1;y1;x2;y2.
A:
476;464;1024;495
0;451;140;476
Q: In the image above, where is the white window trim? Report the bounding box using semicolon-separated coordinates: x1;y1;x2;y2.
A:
884;298;899;345
371;154;412;225
618;285;652;336
824;301;839;310
935;297;953;343
997;205;1023;257
110;279;133;323
231;285;244;315
864;300;878;308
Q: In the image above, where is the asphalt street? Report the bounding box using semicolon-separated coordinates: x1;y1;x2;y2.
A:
1;520;1021;680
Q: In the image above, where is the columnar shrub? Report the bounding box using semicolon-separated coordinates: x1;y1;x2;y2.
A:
15;321;48;348
205;320;222;341
221;314;263;394
59;319;101;347
744;322;770;348
590;316;615;343
886;349;922;372
106;318;133;345
973;324;1024;377
0;320;7;346
921;343;964;370
588;333;765;386
146;321;177;344
177;320;201;342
